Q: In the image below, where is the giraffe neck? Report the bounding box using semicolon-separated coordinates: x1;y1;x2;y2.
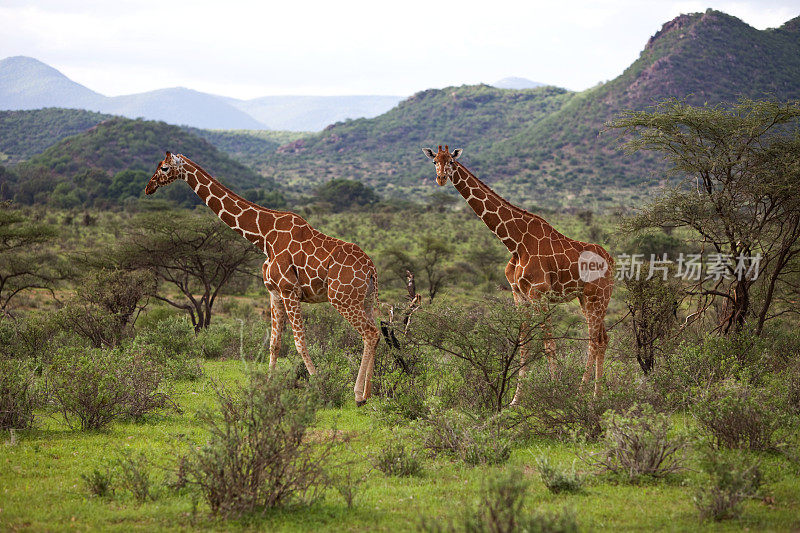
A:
178;155;280;255
450;163;543;252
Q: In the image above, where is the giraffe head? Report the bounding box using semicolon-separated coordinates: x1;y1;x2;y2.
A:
422;145;462;186
145;151;184;195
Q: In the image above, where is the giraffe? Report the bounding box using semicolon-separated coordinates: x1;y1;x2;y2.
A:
145;151;381;405
423;146;614;401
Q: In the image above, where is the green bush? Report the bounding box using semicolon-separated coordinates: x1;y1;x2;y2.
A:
81;468;114;498
373;442;423;477
116;451;154;503
589;403;687;483
654;332;774;406
533;454;586;494
372;365;428;424
133;316;203;380
0;315;57;363
0;358;38;429
408;299;550;413
421;470;579;532
182;371;336;515
514;354;642;441
694;451;763;521
420;406;511;466
48;346;172;429
694;380;788;451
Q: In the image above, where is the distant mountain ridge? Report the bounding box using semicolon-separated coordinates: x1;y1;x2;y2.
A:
0;56;403;131
248;9;800;208
492;77;545;90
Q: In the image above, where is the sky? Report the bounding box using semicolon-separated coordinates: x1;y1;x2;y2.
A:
0;0;797;99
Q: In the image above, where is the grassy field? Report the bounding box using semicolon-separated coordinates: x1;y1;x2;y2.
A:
2;357;799;532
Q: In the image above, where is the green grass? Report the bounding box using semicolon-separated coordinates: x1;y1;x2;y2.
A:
2;359;799;531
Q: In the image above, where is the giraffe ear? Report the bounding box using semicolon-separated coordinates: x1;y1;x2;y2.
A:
451;148;463;159
422;148;436;159
165;151;172;162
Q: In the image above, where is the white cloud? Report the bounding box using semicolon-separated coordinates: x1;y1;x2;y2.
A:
1;0;796;98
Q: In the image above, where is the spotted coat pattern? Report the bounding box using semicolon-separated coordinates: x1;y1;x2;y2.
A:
424;146;614;399
146;152;380;403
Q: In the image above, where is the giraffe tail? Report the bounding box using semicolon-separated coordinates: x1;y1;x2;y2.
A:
370;270;401;350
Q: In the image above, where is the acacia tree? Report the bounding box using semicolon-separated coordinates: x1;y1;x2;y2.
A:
115;212;262;331
611;99;800;334
0;205;66;316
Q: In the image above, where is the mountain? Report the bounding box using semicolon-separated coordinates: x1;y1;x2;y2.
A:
0;56;104;110
2;117;285;208
0;108;112;163
493;77;545;90
493;9;800;202
248;10;800;209
107;87;265;130
229;95;404;132
247;84;573;201
0;56;404;131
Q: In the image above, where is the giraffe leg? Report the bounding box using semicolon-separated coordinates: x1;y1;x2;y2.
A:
580;294;610;396
328;282;380;405
510;291;536;406
282;293;317;376
542;315;557;378
268;291;287;373
361;301;380;401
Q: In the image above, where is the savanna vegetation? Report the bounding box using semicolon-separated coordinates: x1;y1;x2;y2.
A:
2;97;800;532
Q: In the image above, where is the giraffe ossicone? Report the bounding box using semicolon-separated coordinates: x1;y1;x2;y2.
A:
146;151;381;404
423;145;615;400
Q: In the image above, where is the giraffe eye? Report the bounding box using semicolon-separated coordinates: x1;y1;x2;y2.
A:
161;166;169;172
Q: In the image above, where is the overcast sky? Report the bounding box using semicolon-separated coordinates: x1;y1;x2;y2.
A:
1;0;797;99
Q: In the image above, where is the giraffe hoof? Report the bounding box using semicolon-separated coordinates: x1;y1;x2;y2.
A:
356;399;367;407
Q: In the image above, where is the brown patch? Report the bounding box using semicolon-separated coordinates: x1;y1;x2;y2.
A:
483;211;501;228
258;212;275;233
219;211;236;226
239;209;257;230
207;196;222;212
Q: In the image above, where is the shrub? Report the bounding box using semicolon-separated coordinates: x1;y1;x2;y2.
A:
309;361;352;409
514;354;642;441
133;316;203;380
0;315;57;363
81;467;114;498
329;462;368;508
533;454;586;494
372;365;428;424
54;269;155;348
116;451;153;503
373;442;423;477
654;332;774;406
623;272;680;374
408;299;551;413
421;470;579;533
0;358;38;430
589;403;686;482
420;406;511;466
694;380;786;451
182;371;336;515
694;452;763;521
49;346;172;429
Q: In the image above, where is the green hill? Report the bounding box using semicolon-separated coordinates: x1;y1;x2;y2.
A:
249;84;573;199
0;108;111;163
249;10;800;209
3;117;286;209
184;128;308;164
